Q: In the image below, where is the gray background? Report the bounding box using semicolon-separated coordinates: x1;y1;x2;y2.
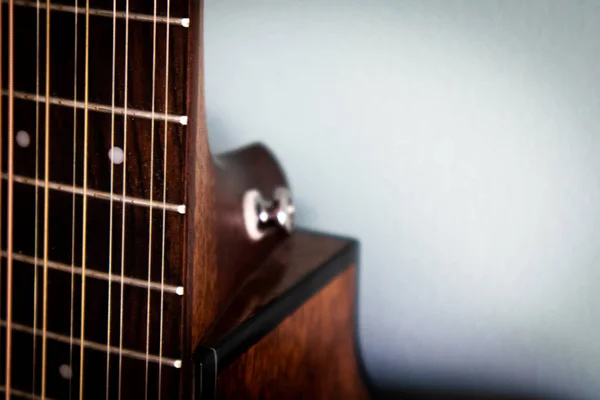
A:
204;1;600;398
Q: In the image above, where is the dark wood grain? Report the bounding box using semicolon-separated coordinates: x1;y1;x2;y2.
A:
3;2;368;400
213;143;289;314
201;230;349;346
216;266;368;400
1;0;190;398
182;1;216;397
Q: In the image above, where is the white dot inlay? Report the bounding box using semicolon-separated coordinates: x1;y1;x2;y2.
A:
175;286;184;296
108;146;124;165
16;130;31;148
59;364;72;380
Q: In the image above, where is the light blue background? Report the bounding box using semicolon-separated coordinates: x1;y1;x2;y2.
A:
204;1;600;398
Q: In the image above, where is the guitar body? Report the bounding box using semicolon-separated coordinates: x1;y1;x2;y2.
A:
0;0;366;398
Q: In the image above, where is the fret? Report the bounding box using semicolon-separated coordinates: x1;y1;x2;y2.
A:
0;326;183;399
6;99;187;205
2;259;184;358
2;90;188;125
0;385;57;400
0;250;184;295
5;0;190;27
2;5;188;115
1;0;190;396
0;320;182;368
4;183;185;287
1;173;186;214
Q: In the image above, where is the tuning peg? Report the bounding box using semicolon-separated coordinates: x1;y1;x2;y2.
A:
243;187;295;241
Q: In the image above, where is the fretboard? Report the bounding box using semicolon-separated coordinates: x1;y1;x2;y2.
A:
1;0;190;398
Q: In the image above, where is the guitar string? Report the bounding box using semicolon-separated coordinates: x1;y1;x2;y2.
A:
4;0;15;397
117;1;130;398
0;0;3;391
145;0;159;396
31;0;41;397
40;0;51;397
158;0;172;395
105;0;118;398
68;0;79;399
79;0;91;397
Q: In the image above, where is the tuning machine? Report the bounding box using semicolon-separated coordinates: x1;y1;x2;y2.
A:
243;187;295;241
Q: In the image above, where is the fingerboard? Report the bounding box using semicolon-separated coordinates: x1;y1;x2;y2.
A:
1;0;190;398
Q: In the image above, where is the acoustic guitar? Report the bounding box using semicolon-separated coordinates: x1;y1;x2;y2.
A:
0;0;367;398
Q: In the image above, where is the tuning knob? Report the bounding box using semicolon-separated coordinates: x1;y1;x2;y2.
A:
243;187;295;241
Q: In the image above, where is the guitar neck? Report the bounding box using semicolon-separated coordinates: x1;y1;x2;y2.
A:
1;0;192;398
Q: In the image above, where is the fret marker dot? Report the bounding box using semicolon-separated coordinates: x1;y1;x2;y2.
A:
59;364;72;380
108;146;124;165
16;130;31;148
176;286;184;296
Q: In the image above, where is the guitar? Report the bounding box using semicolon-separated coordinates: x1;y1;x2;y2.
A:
0;0;366;399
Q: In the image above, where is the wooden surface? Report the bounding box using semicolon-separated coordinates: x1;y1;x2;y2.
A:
216;267;369;400
183;1;217;397
200;230;350;346
1;0;191;398
212;144;289;321
2;2;367;399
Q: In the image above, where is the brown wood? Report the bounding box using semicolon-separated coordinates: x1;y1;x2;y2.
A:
216;267;368;400
183;1;216;397
201;231;350;345
2;1;192;398
2;1;366;399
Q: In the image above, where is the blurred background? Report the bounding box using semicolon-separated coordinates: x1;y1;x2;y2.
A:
204;1;600;398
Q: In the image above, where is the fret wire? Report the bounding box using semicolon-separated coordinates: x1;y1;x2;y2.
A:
0;251;184;295
1;173;187;214
3;0;190;27
0;386;57;400
1;90;189;125
0;320;183;368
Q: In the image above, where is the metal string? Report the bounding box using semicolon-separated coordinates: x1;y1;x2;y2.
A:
117;1;130;398
68;0;79;399
3;0;15;397
31;0;41;396
0;0;3;389
40;0;51;397
145;0;159;397
158;0;172;395
78;0;91;397
105;0;118;397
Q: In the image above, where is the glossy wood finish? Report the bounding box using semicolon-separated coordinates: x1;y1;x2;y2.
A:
2;1;367;399
217;266;367;400
201;230;350;347
213;143;288;315
193;230;367;399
